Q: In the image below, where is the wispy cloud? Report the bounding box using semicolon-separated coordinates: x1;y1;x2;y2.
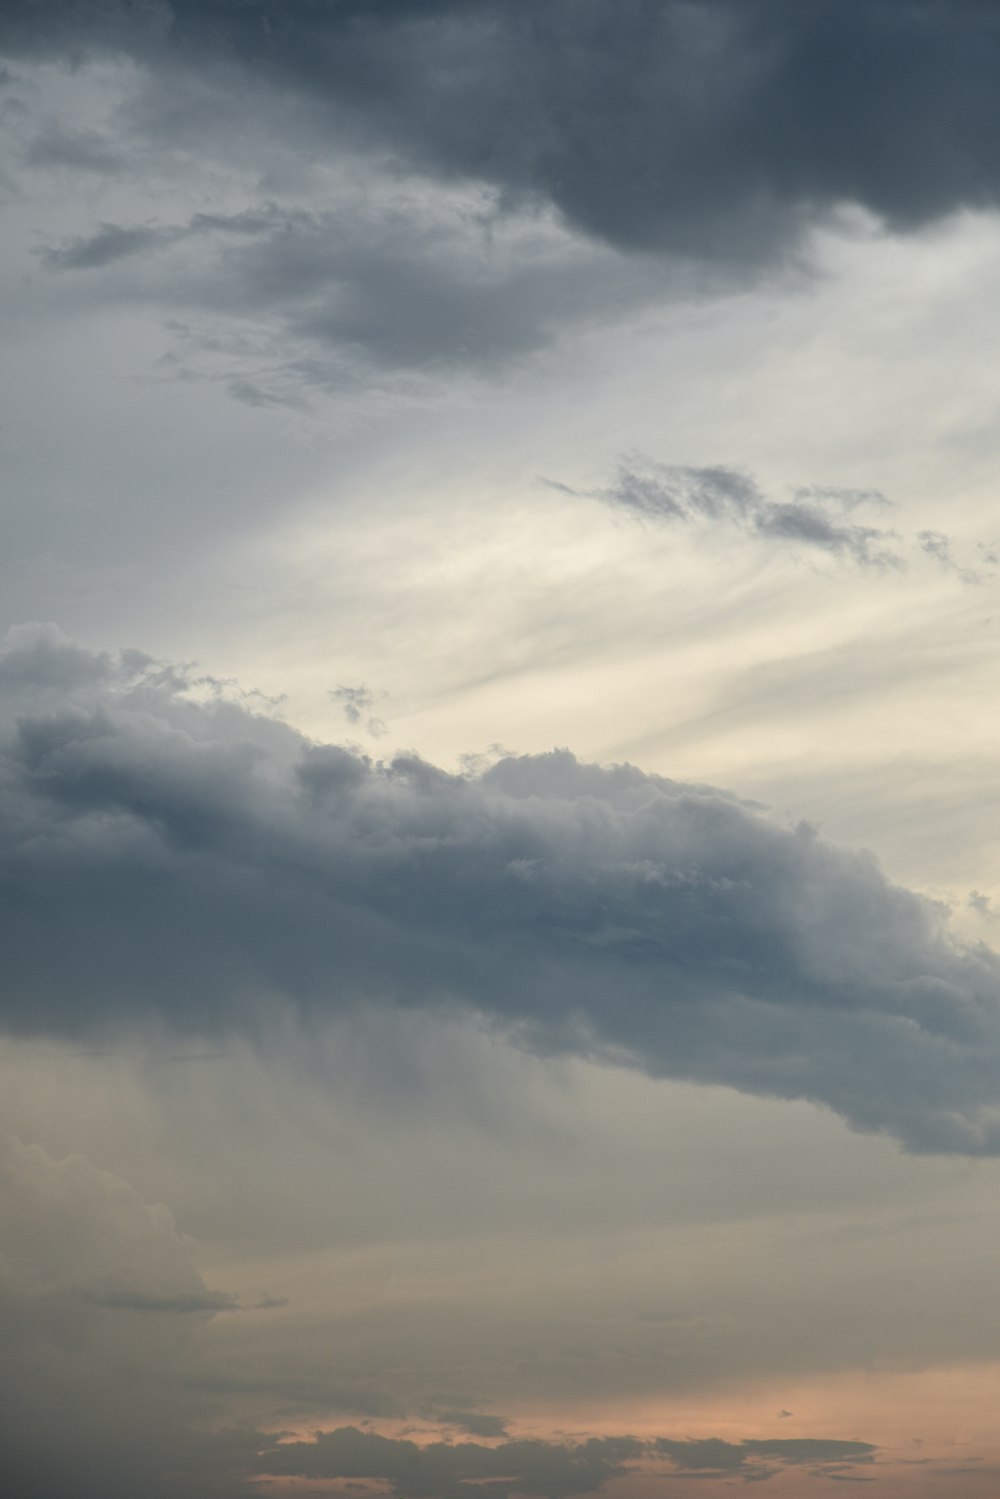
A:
550;458;992;579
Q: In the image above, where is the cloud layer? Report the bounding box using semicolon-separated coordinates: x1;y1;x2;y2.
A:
254;1426;876;1490
8;1;1000;263
5;624;1000;1154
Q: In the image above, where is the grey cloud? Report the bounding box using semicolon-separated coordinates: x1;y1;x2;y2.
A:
226;376;305;411
916;528;984;583
8;3;1000;264
254;1427;877;1493
593;463;993;579
255;1426;643;1498
37;202;674;382
919;530;954;565
431;1410;510;1439
793;486;889;513
24;122;124;173
40;220;181;270
40;207;279;271
6;625;1000;1154
592;461;902;568
755;502;892;569
333;684;389;738
656;1436;876;1474
333;684;380;724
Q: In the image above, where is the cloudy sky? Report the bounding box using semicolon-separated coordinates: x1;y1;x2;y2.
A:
6;3;1000;1495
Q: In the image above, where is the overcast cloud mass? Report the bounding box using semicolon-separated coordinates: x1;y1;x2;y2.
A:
6;3;1000;1497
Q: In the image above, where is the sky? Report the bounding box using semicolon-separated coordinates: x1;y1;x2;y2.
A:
5;2;1000;1495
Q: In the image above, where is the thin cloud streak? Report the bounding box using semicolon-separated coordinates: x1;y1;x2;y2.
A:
554;459;988;576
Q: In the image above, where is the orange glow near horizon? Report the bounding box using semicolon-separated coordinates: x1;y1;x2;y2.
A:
247;1361;1000;1497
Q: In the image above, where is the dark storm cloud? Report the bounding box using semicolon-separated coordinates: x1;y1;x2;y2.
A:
6;624;1000;1155
589;461;902;568
7;2;1000;262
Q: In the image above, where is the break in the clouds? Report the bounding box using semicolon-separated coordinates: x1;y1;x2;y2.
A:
8;1;1000;265
6;623;1000;1156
